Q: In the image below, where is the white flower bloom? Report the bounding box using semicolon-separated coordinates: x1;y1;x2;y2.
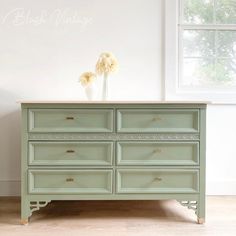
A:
96;52;118;75
79;72;96;87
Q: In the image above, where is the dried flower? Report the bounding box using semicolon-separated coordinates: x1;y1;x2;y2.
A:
96;52;118;75
79;72;96;87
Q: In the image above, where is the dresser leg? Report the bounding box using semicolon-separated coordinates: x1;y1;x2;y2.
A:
197;195;205;224
20;219;29;225
197;217;205;224
21;198;31;225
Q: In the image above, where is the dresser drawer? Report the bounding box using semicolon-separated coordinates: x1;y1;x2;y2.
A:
117;109;199;133
116;169;199;194
28;109;114;133
117;141;199;165
28;169;113;194
28;141;113;166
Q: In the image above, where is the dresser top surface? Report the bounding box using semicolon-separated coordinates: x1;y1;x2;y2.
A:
18;100;210;104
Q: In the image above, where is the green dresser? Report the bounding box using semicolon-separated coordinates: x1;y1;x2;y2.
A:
21;102;206;224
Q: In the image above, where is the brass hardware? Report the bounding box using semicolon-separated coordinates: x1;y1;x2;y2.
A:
153;177;162;181
66;117;74;120
66;178;74;182
152;116;162;121
153;148;162;153
66;150;75;153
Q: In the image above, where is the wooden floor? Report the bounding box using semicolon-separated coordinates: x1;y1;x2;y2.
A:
0;196;236;236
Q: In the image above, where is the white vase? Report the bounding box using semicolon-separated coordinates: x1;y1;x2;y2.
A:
85;84;95;101
102;73;108;101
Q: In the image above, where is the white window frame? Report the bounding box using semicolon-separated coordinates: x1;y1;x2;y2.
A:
165;0;236;104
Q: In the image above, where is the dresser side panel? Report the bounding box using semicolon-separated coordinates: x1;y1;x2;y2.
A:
198;108;206;219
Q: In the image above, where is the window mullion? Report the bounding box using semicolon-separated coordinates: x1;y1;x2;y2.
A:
180;24;236;30
214;30;217;85
213;0;216;24
213;0;217;84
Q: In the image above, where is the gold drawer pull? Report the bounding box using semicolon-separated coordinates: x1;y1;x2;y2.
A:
66;178;74;182
152;116;162;121
153;148;162;153
66;117;75;120
66;150;75;153
153;177;162;181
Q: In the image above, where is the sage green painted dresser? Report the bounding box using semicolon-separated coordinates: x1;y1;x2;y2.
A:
21;102;206;224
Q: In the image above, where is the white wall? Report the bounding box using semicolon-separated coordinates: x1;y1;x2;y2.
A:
0;0;235;196
206;105;236;195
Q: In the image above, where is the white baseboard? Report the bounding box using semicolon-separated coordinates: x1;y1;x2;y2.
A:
0;180;20;196
0;180;236;196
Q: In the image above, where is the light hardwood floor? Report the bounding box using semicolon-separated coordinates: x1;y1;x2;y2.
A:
0;196;235;236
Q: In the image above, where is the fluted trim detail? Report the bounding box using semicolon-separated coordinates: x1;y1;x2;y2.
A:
28;133;199;141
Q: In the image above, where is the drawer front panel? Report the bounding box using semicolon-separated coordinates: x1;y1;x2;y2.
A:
29;142;113;166
117;142;199;165
116;169;199;194
117;109;199;133
28;169;113;194
28;109;113;132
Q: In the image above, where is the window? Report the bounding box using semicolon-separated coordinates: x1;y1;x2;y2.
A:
165;0;236;103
